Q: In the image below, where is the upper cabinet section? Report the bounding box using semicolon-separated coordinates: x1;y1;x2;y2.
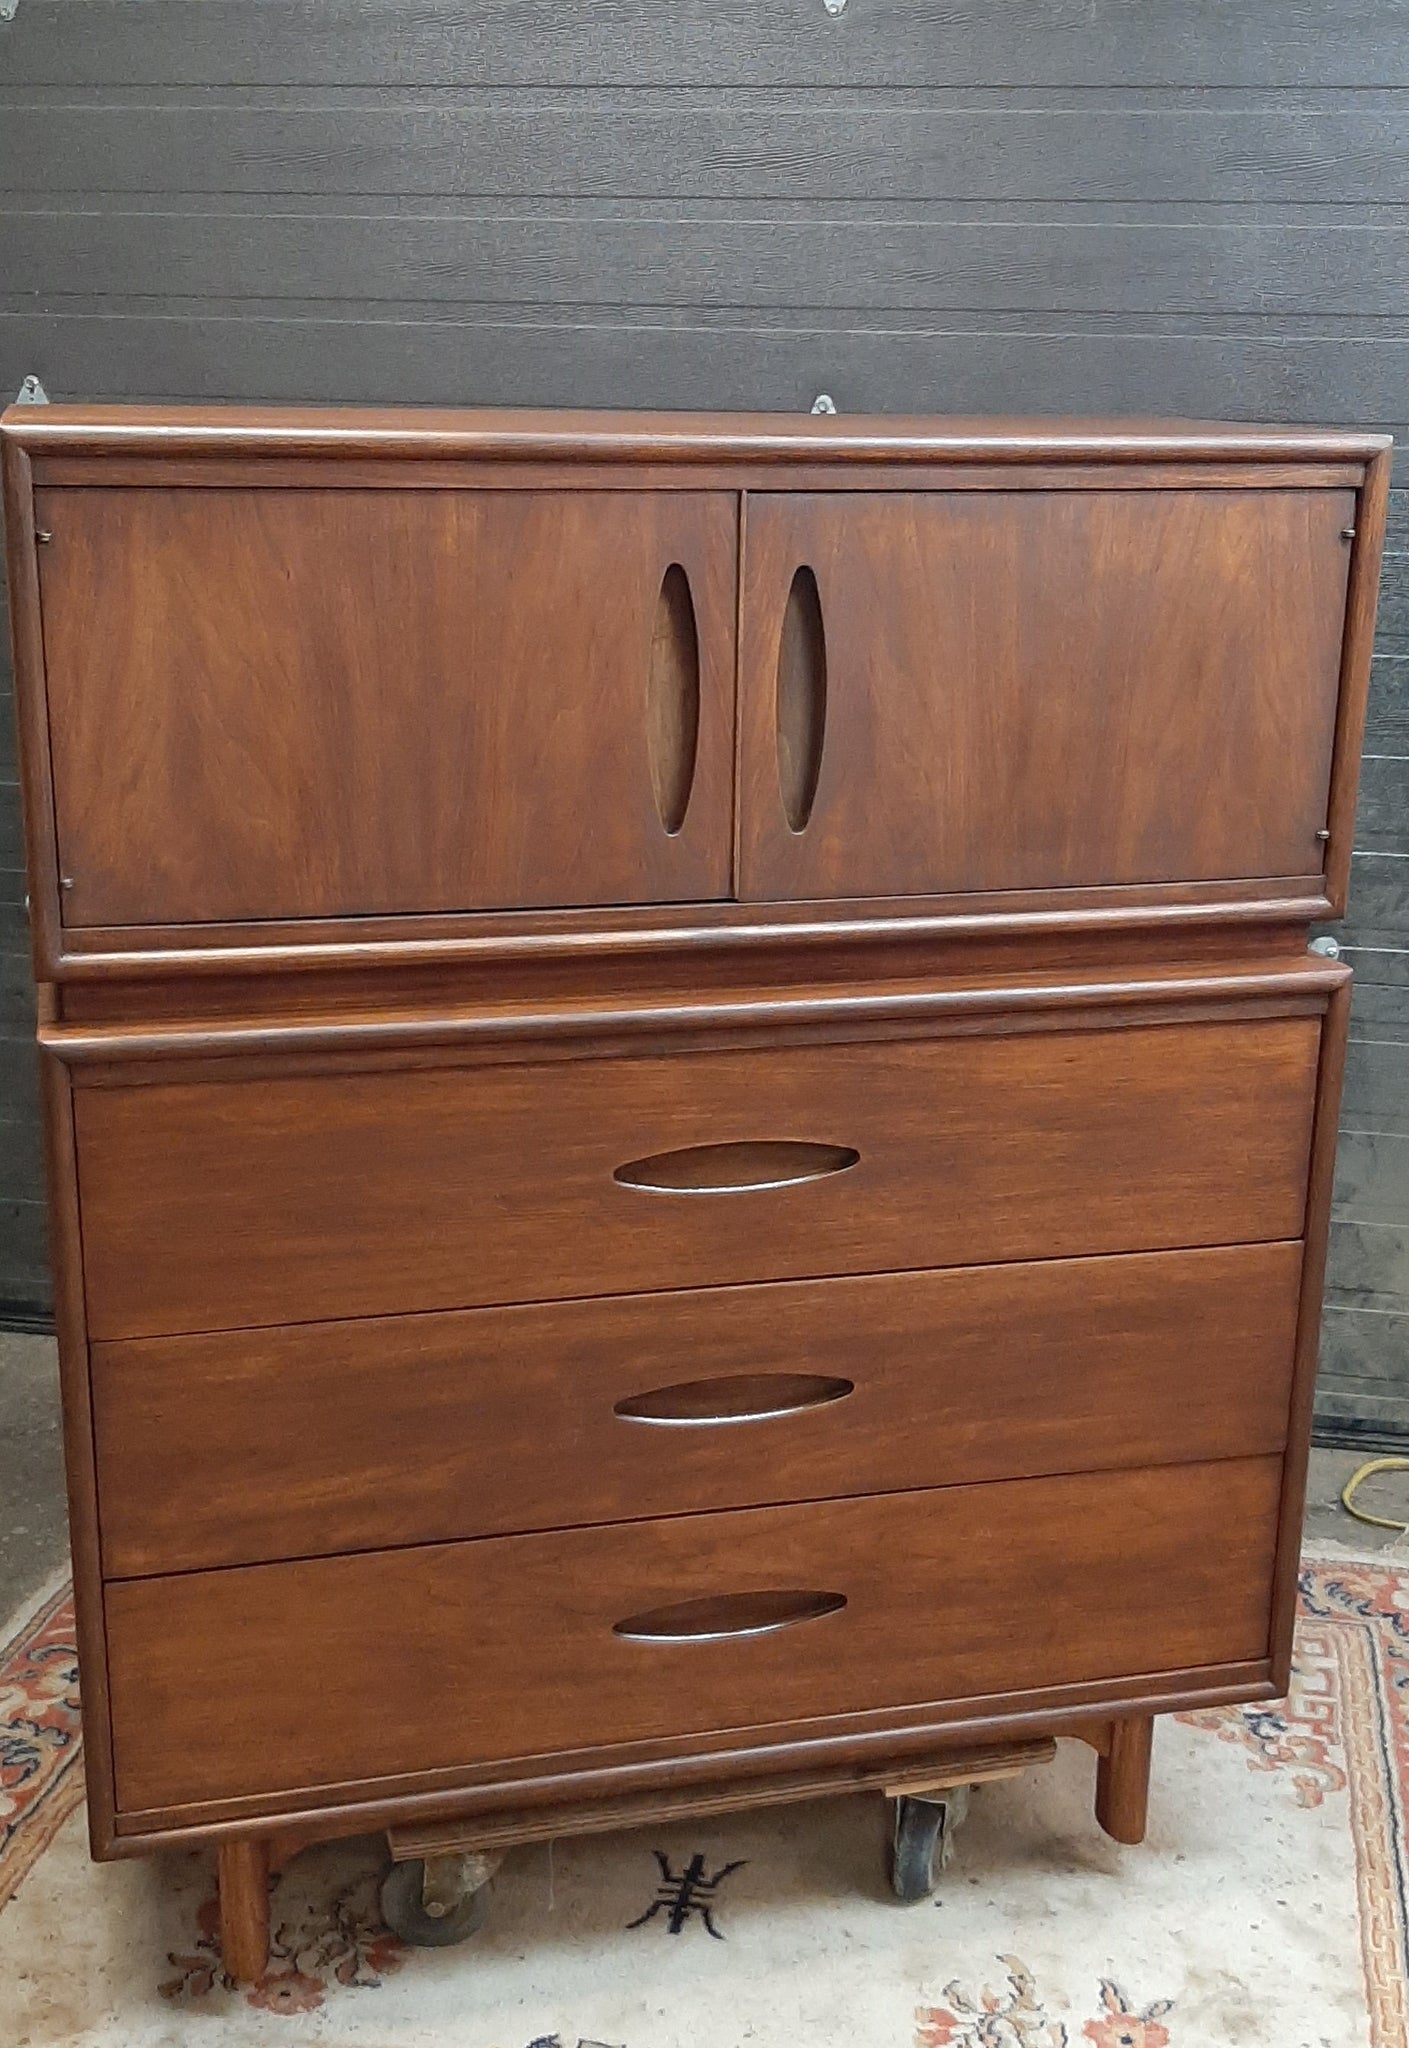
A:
32;485;736;926
738;488;1357;903
2;408;1390;961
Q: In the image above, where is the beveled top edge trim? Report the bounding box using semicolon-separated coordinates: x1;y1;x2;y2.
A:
0;403;1392;467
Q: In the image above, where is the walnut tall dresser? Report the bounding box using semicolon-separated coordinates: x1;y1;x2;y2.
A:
0;406;1391;1978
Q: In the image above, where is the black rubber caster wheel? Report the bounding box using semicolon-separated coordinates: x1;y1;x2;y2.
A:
888;1787;970;1901
379;1856;492;1946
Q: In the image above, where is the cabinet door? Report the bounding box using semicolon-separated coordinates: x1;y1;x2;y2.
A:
738;489;1354;902
38;488;736;925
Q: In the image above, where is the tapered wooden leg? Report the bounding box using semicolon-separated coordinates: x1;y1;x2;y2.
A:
1095;1715;1154;1845
218;1838;271;1983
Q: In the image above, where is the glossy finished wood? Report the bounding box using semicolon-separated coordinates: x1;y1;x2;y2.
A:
217;1839;270;1984
2;437;65;978
1096;1715;1155;1846
36;1047;117;1857
646;561;703;836
113;1660;1278;1847
774;563;828;833
92;1243;1302;1575
36;487;736;925
42;951;1344;1069
104;1457;1282;1816
3;405;1391;470
1;409;1386;978
1271;973;1353;1684
0;408;1382;1930
1322;444;1393;915
73;1013;1318;1339
739;490;1355;902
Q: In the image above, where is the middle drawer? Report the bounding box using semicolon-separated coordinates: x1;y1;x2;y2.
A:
93;1241;1301;1576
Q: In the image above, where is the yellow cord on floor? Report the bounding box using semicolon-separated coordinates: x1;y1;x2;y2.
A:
1341;1457;1409;1531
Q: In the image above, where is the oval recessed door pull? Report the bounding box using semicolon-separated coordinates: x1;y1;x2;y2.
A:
776;564;828;833
614;1371;855;1426
613;1139;859;1194
612;1590;847;1642
646;562;701;836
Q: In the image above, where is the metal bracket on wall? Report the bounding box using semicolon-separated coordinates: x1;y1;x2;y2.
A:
0;1;18;22
14;375;48;405
822;0;847;13
811;394;838;415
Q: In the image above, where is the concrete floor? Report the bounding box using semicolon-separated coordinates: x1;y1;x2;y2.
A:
0;1330;68;1623
1303;1443;1409;1553
3;1326;1409;1628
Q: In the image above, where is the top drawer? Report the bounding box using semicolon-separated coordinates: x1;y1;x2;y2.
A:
73;1014;1318;1339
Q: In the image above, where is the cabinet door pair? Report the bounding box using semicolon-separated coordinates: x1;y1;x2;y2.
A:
37;484;1352;928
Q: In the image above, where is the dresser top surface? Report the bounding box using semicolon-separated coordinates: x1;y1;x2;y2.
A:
0;402;1391;468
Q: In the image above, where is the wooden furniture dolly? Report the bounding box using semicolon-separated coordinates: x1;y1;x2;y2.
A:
1;404;1389;1980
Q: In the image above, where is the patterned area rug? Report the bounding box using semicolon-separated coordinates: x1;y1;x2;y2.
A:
1;1550;1404;2047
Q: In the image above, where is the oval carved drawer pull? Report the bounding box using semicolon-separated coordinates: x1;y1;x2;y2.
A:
613;1590;847;1643
613;1139;859;1194
615;1371;856;1427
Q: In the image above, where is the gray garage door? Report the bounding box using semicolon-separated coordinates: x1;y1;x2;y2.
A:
0;1;1406;1438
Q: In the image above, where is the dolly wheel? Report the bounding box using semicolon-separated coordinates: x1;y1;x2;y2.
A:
889;1787;971;1901
379;1853;493;1946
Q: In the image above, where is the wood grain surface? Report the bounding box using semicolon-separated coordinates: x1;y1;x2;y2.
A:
739;489;1354;899
0;402;1380;1870
74;1015;1320;1339
91;1241;1302;1575
104;1456;1283;1815
36;485;736;925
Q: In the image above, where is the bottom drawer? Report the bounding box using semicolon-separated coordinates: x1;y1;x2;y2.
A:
106;1457;1282;1817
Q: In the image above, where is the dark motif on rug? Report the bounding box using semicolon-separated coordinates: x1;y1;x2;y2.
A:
527;2037;623;2047
626;1849;746;1938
